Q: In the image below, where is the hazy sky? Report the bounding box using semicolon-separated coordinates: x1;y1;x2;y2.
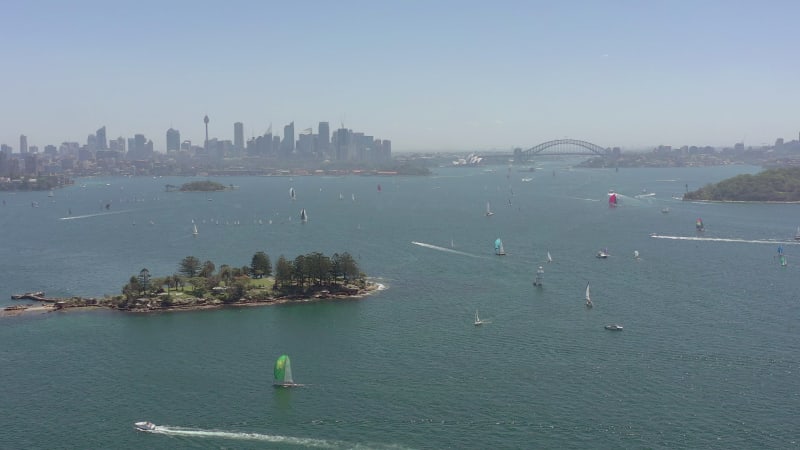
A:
3;0;799;152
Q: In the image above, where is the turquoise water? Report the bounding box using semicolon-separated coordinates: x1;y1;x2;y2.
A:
2;164;800;449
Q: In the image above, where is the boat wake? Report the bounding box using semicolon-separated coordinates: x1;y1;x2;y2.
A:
59;210;132;220
150;425;405;449
411;241;481;258
650;234;799;245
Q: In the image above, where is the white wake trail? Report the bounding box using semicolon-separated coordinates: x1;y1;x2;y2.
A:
152;426;340;448
411;241;481;258
59;210;132;220
650;234;799;245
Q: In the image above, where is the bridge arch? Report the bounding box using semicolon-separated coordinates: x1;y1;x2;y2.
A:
520;139;607;157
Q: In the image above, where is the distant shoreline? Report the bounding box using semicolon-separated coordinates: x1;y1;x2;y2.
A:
2;281;385;318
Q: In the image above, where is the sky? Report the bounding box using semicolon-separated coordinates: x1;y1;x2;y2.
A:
3;0;799;152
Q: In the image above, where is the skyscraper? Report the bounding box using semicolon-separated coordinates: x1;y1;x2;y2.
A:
282;121;295;156
318;122;330;156
166;128;181;152
234;122;244;151
19;134;28;154
96;126;107;150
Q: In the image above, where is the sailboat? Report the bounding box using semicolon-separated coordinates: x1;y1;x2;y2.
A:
794;226;800;241
339;193;344;200
585;282;593;308
696;218;705;232
634;250;640;259
474;310;486;326
300;208;308;223
780;254;788;267
192;224;198;236
485;201;494;216
494;238;506;256
546;251;553;263
289;187;296;201
533;266;544;287
273;354;303;387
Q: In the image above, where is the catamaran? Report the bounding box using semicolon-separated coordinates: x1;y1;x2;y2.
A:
494;238;506;256
486;201;494;216
585;282;593;308
273;354;303;387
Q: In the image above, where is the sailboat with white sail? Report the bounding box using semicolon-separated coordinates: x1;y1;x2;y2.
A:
192;223;198;236
300;208;308;223
474;310;484;326
546;251;553;263
485;201;494;216
289;187;296;201
585;282;593;308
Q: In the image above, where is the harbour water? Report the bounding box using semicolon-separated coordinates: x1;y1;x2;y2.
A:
2;163;799;449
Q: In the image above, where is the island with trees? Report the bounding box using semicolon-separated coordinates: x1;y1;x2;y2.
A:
170;180;231;192
4;251;380;316
684;167;800;202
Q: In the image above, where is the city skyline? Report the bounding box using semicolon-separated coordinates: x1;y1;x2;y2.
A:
3;1;800;152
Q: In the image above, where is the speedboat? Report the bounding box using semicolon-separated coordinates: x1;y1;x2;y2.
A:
604;324;623;331
596;250;609;259
134;421;156;432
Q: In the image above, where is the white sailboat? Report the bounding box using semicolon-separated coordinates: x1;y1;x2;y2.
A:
289;187;296;201
300;208;308;223
485;201;494;216
474;310;484;326
546;251;553;263
585;282;593;308
192;223;198;236
795;226;800;241
634;250;640;259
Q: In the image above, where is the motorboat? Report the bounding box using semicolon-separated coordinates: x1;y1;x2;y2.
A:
134;421;156;431
596;250;609;259
604;324;623;331
661;207;670;214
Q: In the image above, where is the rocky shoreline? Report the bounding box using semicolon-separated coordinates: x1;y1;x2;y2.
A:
2;282;384;318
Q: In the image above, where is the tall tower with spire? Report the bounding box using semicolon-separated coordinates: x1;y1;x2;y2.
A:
204;115;210;151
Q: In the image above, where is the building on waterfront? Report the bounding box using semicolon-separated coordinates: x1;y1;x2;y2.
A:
204;115;210;151
19;135;28;154
234;122;244;151
166;128;181;152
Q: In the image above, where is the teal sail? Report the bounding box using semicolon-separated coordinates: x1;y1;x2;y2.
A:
494;238;502;251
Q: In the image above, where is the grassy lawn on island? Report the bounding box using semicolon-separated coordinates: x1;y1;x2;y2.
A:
247;277;275;290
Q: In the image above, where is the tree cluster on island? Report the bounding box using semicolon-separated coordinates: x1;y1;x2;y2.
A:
684;167;800;202
111;251;367;311
175;180;230;192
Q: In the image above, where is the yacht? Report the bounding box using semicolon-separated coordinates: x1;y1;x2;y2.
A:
604;324;623;331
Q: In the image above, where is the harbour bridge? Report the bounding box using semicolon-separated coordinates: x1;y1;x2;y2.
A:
478;139;609;163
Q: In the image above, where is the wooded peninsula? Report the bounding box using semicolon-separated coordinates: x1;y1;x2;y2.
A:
684;167;800;202
5;251;379;316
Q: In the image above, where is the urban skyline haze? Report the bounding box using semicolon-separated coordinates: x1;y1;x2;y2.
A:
3;0;799;152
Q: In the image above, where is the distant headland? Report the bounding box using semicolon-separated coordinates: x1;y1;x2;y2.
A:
3;251;382;317
684;167;800;202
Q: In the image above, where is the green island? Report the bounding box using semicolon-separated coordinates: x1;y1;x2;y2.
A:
173;180;230;192
4;251;380;316
684;167;800;202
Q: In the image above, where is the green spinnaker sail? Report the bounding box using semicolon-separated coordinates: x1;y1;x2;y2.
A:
274;354;293;384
